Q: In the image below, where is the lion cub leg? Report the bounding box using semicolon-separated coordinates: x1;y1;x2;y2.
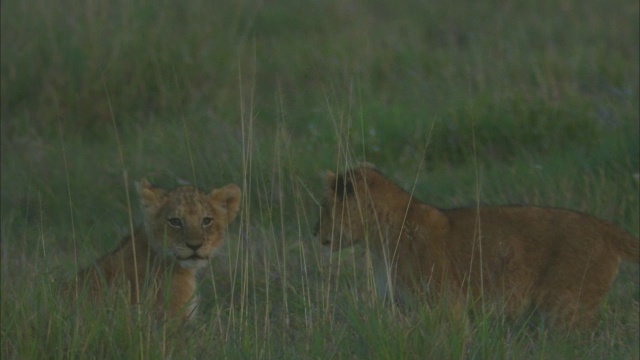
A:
162;267;198;321
533;247;621;330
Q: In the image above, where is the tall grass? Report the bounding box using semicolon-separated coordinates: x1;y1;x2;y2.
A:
2;0;639;358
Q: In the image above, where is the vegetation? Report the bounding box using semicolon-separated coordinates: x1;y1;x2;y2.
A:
2;0;638;358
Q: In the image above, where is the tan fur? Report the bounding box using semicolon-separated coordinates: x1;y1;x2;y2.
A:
73;179;241;320
315;165;639;329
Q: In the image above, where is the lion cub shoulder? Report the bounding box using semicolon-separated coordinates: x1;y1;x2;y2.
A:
73;179;241;320
316;164;639;330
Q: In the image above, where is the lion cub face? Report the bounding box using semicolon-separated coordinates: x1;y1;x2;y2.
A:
316;168;373;250
138;179;241;269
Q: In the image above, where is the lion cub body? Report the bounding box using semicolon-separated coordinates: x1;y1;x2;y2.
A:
316;165;638;329
74;179;241;320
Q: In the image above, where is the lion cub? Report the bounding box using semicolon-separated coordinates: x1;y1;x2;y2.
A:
73;179;241;320
315;164;638;329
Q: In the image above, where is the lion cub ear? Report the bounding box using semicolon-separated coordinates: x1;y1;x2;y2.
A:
325;170;354;198
326;171;337;193
137;178;166;209
210;184;242;224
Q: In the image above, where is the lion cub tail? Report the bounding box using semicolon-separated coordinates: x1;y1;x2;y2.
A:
610;227;640;264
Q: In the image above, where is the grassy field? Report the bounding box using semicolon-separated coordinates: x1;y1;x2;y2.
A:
2;0;639;358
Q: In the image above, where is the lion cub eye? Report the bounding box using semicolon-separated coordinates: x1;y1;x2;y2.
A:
202;217;213;227
167;218;183;228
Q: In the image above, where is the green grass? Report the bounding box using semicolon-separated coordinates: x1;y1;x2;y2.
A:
2;0;639;358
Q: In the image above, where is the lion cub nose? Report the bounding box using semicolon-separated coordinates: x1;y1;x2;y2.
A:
187;243;203;251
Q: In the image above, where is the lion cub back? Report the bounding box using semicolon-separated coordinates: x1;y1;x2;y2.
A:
440;205;637;327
